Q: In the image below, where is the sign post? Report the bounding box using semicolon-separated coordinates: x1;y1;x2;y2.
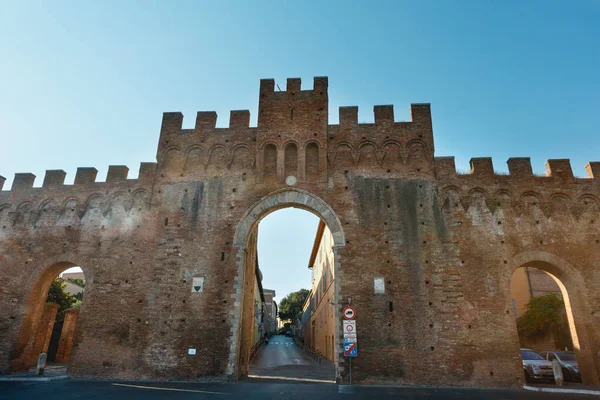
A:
342;304;357;384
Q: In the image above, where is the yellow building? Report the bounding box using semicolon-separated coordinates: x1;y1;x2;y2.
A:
510;267;562;318
301;220;335;362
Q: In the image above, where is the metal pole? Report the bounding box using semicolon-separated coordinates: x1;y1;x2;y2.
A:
349;357;352;385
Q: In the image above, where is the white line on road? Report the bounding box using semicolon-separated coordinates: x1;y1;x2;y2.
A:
248;375;335;384
112;383;224;395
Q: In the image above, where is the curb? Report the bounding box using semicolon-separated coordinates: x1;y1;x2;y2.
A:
523;385;600;396
0;375;69;382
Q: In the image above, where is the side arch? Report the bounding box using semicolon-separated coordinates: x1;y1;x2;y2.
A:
506;251;600;384
11;254;92;372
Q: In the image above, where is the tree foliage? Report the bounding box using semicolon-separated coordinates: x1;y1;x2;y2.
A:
278;289;310;321
516;293;573;349
66;278;85;288
46;278;78;320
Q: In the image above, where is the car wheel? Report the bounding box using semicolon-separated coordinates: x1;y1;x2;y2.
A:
563;369;572;382
524;370;532;383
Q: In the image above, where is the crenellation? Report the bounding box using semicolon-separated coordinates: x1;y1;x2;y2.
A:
12;173;36;191
42;170;66;188
313;76;328;93
160;112;184;134
0;175;5;191
373;105;394;125
507;157;533;177
286;77;301;92
469;157;494;176
545;159;573;180
74;167;98;185
409;103;432;125
434;156;456;178
585;162;600;179
106;165;129;182
138;162;157;183
259;78;275;95
229;110;250;129
195;111;218;130
339;106;358;126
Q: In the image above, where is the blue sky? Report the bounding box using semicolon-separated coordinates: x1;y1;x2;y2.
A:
2;1;599;300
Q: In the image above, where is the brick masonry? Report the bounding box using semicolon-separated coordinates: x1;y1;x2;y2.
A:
0;77;599;386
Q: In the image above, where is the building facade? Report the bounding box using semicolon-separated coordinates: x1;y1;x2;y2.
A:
262;289;277;335
302;221;336;362
0;77;599;386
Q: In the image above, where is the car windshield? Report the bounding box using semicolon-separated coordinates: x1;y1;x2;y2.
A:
521;350;544;360
556;352;576;361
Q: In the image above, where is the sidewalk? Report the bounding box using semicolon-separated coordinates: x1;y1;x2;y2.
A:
524;382;600;396
0;364;68;382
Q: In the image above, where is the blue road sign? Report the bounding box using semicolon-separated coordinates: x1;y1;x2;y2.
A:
344;338;358;357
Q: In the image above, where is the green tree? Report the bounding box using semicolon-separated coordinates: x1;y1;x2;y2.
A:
278;289;310;321
65;278;85;288
516;293;573;349
46;278;77;320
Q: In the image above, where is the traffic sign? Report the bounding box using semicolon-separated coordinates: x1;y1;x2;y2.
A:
343;306;356;320
344;338;358;357
343;320;356;336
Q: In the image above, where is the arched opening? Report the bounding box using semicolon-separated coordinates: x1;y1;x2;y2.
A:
264;143;277;183
509;257;599;385
11;262;87;374
284;142;298;179
305;142;320;181
231;189;345;382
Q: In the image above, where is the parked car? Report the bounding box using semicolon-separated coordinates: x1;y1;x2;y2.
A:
539;351;581;382
521;348;555;383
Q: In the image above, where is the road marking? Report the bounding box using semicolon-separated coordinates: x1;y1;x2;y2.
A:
248;375;335;384
112;383;224;395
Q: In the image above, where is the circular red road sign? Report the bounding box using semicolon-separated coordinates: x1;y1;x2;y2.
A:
343;306;356;320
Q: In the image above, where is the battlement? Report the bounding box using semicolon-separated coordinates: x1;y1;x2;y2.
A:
160;110;254;134
259;76;329;95
337;103;432;127
0;163;157;194
434;157;600;181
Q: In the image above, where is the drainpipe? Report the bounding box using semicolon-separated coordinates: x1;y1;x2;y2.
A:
525;267;534;299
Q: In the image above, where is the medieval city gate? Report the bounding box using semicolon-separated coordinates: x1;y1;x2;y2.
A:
1;77;599;386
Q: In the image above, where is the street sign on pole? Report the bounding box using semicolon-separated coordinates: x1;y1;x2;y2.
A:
343;306;356;320
344;338;358;357
343;320;356;336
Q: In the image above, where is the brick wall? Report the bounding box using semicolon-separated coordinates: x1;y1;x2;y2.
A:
0;77;598;387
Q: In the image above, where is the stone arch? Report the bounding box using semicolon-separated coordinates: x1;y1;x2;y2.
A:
406;139;428;163
230;144;254;170
184;145;204;174
230;188;345;380
206;145;229;173
11;255;91;372
0;203;12;228
35;198;60;227
161;146;184;176
57;197;80;227
549;193;572;216
357;141;378;166
381;140;404;167
506;251;600;384
333;141;355;167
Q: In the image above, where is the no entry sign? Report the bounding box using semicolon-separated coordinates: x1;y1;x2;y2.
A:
343;306;356;320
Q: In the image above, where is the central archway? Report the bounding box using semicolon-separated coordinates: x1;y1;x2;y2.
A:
229;188;345;380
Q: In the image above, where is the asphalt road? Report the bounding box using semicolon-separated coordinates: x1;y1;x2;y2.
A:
249;335;335;382
0;380;594;399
